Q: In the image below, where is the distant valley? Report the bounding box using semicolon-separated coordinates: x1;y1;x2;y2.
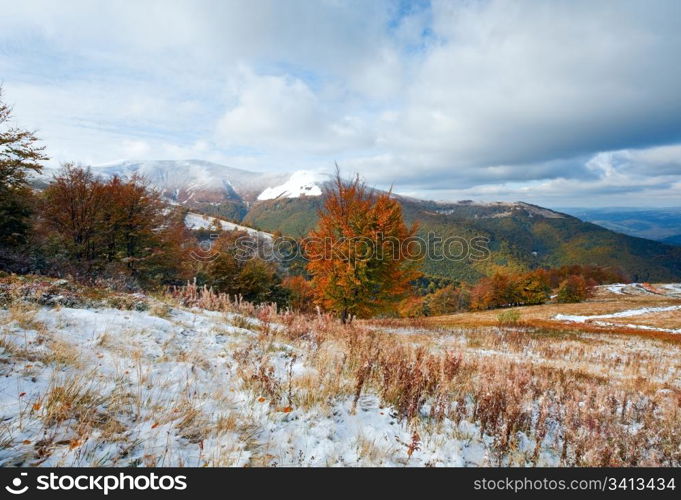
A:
560;207;681;245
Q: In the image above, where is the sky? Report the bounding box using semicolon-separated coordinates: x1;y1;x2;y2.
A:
1;0;680;207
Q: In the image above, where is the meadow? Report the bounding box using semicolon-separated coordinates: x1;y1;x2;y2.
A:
1;276;679;467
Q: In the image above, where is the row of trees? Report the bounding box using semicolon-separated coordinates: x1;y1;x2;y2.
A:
3;159;292;298
400;264;626;317
0;88;279;295
37;165;189;285
470;264;626;310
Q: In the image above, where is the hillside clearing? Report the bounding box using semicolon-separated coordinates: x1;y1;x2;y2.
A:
428;283;681;339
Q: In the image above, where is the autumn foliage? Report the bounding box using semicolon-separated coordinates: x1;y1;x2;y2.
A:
305;173;421;322
555;275;593;303
37;164;190;286
398;264;627;317
468;265;623;311
282;275;315;313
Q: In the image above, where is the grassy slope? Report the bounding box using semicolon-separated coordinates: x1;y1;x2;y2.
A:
242;197;322;237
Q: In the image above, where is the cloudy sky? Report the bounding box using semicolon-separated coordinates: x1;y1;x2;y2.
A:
1;0;680;207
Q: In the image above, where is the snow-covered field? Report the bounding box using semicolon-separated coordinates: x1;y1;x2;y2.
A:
552;284;681;333
1;278;680;467
598;282;681;297
0;303;488;466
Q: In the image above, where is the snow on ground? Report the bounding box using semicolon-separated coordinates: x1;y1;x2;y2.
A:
257;170;324;200
587;321;681;334
602;284;627;295
3;277;680;467
662;283;681;295
554;305;681;334
184;213;272;240
0;304;494;467
555;304;681;323
597;282;679;296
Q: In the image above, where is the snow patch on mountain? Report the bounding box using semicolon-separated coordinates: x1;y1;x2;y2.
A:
184;212;272;240
257;170;324;200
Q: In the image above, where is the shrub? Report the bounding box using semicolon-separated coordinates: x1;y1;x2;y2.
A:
397;295;426;317
497;309;521;326
282;275;315;313
203;231;289;306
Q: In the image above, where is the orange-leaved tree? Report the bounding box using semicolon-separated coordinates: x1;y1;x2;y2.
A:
39;164;190;285
305;172;421;323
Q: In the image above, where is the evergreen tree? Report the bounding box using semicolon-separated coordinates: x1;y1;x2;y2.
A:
0;88;48;247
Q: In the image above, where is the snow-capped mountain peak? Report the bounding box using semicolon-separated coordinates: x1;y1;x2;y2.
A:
257;170;324;200
34;160;324;205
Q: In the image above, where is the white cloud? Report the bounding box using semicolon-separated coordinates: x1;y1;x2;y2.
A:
1;0;680;206
215;68;373;152
372;0;681;180
399;144;681;207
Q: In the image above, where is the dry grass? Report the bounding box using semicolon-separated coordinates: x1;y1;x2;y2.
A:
0;328;80;368
3;303;47;332
3;278;679;467
429;298;680;327
26;374;127;464
423;288;681;343
164;284;681;466
601;309;681;330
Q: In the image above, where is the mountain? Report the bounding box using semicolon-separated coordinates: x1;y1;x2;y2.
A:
243;196;323;237
36;160;296;221
89;160;289;200
559;207;681;242
33;160;681;282
246;197;681;283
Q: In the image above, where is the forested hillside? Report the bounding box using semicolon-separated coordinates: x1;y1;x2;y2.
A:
244;197;681;282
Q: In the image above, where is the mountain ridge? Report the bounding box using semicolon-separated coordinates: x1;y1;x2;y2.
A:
245;195;681;283
32;160;681;282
